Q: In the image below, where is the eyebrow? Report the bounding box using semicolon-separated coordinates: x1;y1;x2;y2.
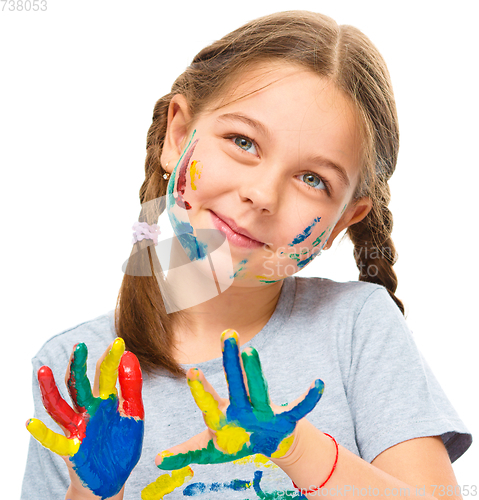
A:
216;113;271;139
310;155;350;188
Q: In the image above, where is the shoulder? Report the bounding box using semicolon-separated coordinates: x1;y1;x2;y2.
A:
32;311;116;373
292;276;395;320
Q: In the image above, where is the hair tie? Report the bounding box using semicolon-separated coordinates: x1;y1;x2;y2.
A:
132;221;161;245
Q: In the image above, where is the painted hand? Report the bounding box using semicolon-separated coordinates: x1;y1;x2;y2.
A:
156;329;324;470
26;338;144;500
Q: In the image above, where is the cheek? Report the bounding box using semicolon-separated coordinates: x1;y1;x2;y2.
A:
189;160;203;192
274;218;336;274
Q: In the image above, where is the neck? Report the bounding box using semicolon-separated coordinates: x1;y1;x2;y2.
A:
170;279;284;364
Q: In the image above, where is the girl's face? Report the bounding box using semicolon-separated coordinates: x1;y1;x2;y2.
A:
164;64;370;287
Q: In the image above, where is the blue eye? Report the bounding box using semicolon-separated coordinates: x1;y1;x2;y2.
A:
300;173;326;190
234;136;258;155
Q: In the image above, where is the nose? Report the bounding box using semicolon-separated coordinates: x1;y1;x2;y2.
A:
237;164;282;214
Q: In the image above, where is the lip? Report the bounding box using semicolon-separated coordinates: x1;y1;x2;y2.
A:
210;211;264;249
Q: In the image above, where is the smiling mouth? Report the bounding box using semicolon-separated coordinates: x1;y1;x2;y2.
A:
210;211;264;249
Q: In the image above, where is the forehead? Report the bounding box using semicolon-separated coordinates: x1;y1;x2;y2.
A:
202;63;364;178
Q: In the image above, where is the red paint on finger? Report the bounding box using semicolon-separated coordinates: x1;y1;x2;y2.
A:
118;351;144;419
37;366;87;440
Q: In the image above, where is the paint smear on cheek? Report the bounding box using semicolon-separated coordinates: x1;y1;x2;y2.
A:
311;230;326;248
189;160;202;190
230;259;248;279
289;217;321;246
174;137;199;210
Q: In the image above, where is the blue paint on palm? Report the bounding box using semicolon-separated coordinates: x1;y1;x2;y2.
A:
223;337;324;457
72;396;144;499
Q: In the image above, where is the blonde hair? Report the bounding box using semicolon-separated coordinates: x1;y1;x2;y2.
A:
117;11;403;375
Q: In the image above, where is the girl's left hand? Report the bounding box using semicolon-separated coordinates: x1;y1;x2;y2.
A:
156;329;324;470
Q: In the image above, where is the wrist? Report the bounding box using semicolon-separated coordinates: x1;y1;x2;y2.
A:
270;419;338;489
66;484;125;500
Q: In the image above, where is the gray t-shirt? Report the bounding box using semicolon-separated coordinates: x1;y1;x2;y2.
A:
21;277;472;499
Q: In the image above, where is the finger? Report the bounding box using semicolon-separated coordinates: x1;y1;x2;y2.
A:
241;347;274;420
37;366;83;437
141;466;194;500
221;330;250;411
67;343;94;412
99;337;125;399
93;342;112;397
26;418;80;457
281;378;325;422
118;350;144;419
187;368;224;431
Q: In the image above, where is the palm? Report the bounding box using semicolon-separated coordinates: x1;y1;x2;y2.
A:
157;330;324;470
27;339;144;500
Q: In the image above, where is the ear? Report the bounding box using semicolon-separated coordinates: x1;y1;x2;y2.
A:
160;94;193;173
323;197;372;249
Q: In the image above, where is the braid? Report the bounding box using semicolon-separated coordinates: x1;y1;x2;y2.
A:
347;182;405;315
115;91;186;375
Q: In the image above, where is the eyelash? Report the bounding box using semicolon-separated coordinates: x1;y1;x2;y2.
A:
224;134;331;195
299;173;331;196
225;134;259;156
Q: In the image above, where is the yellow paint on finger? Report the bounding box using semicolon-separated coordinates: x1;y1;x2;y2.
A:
141;466;194;500
220;329;239;347
216;424;250;455
27;418;80;456
271;434;294;458
189;161;202;190
99;337;125;399
233;453;278;468
187;379;224;431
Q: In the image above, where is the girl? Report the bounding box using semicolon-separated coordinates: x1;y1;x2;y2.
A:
21;10;472;500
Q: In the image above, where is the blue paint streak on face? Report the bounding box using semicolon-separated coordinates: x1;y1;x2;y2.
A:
169;213;208;261
289;217;321;246
72;396;144;499
296;250;321;269
223;337;325;457
230;259;248;279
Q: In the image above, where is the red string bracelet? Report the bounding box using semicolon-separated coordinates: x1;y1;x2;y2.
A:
292;433;339;495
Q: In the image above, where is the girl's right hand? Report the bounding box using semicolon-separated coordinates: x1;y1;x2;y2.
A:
26;338;145;500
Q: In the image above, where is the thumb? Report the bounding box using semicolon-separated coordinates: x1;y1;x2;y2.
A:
155;429;212;469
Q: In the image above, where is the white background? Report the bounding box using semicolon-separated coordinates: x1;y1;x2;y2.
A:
1;0;477;496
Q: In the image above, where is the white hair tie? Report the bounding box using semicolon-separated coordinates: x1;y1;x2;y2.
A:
132;221;161;245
